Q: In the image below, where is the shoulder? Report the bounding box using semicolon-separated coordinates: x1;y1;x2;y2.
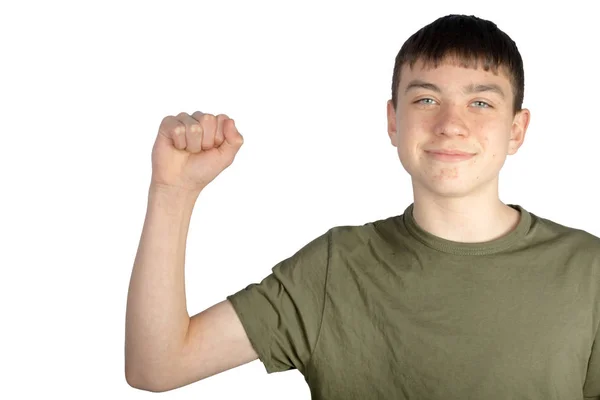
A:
324;214;404;258
528;209;600;266
531;210;600;247
328;214;399;239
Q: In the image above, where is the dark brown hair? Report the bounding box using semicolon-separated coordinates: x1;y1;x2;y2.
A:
391;14;524;114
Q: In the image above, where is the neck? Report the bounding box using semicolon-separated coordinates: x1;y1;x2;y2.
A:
410;184;521;244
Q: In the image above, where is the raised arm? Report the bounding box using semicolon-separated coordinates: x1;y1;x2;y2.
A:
125;112;254;392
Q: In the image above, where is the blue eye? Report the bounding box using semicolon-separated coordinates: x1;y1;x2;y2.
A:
417;98;437;105
472;101;491;108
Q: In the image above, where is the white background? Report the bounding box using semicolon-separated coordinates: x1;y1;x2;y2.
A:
1;0;599;398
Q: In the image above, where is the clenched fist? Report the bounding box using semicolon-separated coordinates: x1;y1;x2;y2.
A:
150;111;244;193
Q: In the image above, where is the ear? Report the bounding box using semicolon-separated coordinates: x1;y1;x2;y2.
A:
387;99;398;147
508;108;531;155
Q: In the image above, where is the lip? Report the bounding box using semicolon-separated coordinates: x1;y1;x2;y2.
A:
425;150;475;162
426;149;475;156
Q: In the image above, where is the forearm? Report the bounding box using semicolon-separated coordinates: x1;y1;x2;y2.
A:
125;183;200;385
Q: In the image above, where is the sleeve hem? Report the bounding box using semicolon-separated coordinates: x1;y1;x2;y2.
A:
226;292;278;374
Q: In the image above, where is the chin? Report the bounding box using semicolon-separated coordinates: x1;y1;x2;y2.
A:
409;171;476;196
419;182;475;198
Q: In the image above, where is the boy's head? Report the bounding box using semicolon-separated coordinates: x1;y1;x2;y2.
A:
390;14;525;115
387;14;531;200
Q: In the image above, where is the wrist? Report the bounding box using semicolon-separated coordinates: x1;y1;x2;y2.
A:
150;181;202;197
148;182;201;209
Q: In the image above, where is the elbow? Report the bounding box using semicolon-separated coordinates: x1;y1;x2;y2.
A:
125;361;171;393
127;381;168;393
125;365;152;392
126;372;170;393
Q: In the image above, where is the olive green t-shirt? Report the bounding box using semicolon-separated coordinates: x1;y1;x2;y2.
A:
226;203;600;399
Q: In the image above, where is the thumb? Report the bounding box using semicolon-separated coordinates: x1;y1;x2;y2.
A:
219;118;244;155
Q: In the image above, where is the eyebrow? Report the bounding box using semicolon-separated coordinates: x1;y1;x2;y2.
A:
404;79;506;99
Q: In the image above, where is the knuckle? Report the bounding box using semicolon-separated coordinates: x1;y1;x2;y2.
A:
160;115;175;128
174;125;185;135
201;113;216;123
190;124;202;134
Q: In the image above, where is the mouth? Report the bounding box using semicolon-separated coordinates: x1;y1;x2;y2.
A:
425;150;476;162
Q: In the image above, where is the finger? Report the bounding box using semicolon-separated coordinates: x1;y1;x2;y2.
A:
191;110;205;122
190;111;217;151
219;118;244;157
199;113;217;151
191;111;206;150
177;112;203;153
214;114;230;147
158;115;186;150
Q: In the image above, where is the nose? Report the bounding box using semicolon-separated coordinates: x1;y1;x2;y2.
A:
433;103;468;137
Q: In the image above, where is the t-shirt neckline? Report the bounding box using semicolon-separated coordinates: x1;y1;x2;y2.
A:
402;203;531;256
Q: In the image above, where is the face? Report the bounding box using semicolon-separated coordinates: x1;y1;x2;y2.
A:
387;59;530;199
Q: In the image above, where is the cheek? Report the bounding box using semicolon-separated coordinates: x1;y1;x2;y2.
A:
396;111;429;142
481;136;510;166
477;118;508;148
401;110;430;130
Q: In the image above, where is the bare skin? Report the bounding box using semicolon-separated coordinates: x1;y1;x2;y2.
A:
387;59;531;243
125;58;532;393
125;112;258;392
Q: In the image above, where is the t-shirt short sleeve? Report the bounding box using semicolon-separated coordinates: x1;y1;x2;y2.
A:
584;319;600;399
226;229;331;375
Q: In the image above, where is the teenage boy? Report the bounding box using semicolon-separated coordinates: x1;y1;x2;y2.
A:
125;14;600;399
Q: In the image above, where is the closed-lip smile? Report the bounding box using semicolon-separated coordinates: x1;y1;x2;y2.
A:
426;149;475;156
